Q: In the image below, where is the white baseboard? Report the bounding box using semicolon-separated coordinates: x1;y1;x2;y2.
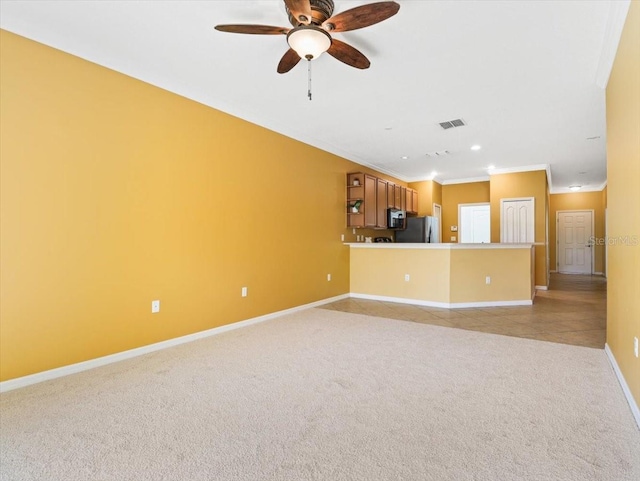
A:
535;285;549;291
550;270;558;273
604;344;640;430
0;294;349;393
349;293;532;308
594;271;605;276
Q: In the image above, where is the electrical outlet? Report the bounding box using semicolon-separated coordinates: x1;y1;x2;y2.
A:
404;274;410;282
327;274;331;281
451;236;457;242
486;276;491;285
451;226;458;232
353;228;356;235
634;337;638;358
341;234;345;242
241;287;248;297
151;300;160;313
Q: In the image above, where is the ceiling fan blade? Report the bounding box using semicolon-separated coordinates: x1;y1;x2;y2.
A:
215;24;290;35
284;0;313;25
323;1;400;33
277;48;302;74
327;39;370;69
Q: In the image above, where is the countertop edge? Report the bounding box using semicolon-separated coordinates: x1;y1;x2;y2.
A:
344;243;534;250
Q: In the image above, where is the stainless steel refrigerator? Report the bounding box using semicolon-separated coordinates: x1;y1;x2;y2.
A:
395;216;440;243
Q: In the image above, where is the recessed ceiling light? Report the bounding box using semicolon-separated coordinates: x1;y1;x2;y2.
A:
401;155;409;160
384;127;393;131
488;164;495;170
569;185;582;192
471;145;482;151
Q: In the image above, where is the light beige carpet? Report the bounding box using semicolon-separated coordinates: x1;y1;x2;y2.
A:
1;308;639;481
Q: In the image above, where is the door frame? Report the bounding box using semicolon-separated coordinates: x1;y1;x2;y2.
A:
556;209;595;274
458;202;490;243
432;203;442;243
500;197;535;243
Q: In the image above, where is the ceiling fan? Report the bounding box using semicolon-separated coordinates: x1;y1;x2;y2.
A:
215;0;400;74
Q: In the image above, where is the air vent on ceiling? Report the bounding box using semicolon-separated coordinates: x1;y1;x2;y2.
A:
439;118;466;130
425;150;450;157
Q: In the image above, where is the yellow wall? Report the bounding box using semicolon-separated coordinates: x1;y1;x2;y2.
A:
449;248;533;303
549;192;606;274
605;1;640;407
350;246;533;305
432;181;442;212
350;248;450;303
490;171;548;287
408;180;443;217
0;30;401;381
409;180;432;216
441;181;490;243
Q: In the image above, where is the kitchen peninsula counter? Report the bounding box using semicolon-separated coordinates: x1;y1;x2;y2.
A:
346;243;535;307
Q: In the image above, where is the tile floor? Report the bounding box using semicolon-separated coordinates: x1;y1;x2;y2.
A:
320;273;607;349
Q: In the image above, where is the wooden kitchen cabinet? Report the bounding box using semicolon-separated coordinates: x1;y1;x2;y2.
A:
364;174;377;227
405;188;418;214
393;185;402;209
405;188;413;214
347;172;419;227
387;182;396;209
346;172;365;228
376;178;388;228
346;172;377;228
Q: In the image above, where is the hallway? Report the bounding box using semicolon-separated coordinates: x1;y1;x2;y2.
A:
321;274;607;349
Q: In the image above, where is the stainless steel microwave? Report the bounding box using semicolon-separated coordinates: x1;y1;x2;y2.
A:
387;208;406;229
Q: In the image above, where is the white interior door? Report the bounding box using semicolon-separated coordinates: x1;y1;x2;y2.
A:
433;203;442;243
558;211;593;274
459;204;490;243
501;198;534;243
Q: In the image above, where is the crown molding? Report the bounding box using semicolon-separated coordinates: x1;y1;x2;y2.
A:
488;164;549;176
489;164;552;189
595;0;631;89
549;179;608;195
441;176;490;185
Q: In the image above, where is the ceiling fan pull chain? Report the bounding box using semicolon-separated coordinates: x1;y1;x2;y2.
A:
307;59;313;101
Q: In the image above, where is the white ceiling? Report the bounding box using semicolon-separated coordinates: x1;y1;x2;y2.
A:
0;0;628;192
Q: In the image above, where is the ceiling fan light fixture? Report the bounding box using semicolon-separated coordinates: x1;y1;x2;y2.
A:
287;26;332;60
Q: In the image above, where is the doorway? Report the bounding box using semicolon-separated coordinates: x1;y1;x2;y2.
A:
432;203;442;243
557;210;594;274
459;203;490;243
